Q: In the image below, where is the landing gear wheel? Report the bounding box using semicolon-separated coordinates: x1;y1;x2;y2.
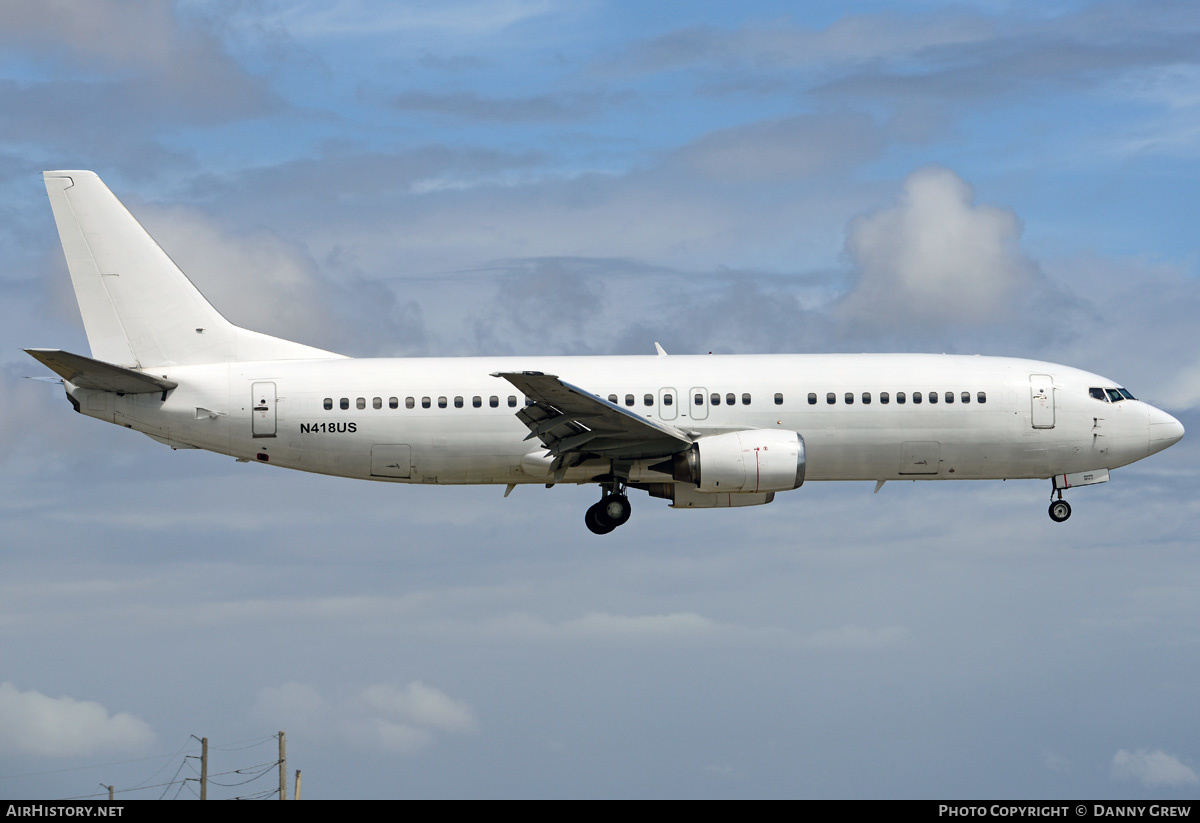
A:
599;494;631;527
1048;499;1072;523
585;502;616;535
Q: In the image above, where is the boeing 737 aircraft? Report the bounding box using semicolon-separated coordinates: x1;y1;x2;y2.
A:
26;171;1185;533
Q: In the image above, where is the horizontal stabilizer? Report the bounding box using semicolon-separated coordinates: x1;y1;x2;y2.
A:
24;348;178;394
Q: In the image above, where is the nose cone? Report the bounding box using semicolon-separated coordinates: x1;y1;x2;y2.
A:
1148;406;1185;455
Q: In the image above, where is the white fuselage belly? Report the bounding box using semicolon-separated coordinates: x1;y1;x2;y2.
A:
77;353;1152;487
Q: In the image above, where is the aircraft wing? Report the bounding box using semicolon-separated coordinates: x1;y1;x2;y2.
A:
24;348;178;394
493;371;693;462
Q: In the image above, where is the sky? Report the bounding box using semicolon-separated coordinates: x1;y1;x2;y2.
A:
1;0;1199;800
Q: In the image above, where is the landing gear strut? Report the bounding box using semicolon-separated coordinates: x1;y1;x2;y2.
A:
1048;488;1072;523
585;477;632;535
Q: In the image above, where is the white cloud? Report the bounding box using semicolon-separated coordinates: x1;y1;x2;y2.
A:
253;680;477;757
352;719;435;755
1111;749;1199;788
669;113;885;183
136;203;424;356
838;166;1039;329
361;681;478;734
267;0;557;39
0;682;155;757
439;610;909;652
1160;358;1200;410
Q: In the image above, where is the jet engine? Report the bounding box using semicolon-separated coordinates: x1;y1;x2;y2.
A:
660;430;805;494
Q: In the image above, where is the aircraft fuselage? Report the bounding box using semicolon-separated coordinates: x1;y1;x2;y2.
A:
71;352;1177;488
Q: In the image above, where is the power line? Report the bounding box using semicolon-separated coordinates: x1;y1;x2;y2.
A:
51;730;295;800
209;734;278;751
0;740;195;780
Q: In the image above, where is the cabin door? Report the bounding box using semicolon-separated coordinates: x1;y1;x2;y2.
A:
689;387;709;421
1030;374;1056;429
251;382;276;438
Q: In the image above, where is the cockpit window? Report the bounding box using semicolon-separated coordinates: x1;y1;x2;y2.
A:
1089;387;1108;402
1106;388;1124;403
1118;388;1136;400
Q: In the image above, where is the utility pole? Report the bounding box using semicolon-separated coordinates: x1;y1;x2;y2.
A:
278;731;287;800
294;769;302;800
190;735;209;800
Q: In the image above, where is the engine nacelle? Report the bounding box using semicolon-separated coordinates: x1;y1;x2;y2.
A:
634;483;776;509
667;430;805;493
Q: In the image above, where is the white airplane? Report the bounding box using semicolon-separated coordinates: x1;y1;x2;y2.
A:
26;171;1185;533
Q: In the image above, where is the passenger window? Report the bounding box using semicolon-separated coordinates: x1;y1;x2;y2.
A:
827;392;836;405
913;392;922;404
373;397;382;409
962;391;970;404
880;392;889;404
945;391;953;404
340;398;349;410
741;393;751;405
696;393;705;406
472;396;482;408
663;394;673;406
897;392;906;404
625;394;635;407
389;397;398;409
489;396;499;408
645;394;654;406
356;397;366;410
808;393;817;405
928;391;938;404
508;395;517;407
977;392;987;404
711;393;721;406
422;397;431;409
406;396;415;409
862;392;871;405
438;397;447;408
608;394;618;404
726;393;735;405
774;392;783;405
453;396;463;408
323;398;333;410
845;392;854;405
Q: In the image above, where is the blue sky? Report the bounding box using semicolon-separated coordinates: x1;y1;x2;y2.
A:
1;0;1199;799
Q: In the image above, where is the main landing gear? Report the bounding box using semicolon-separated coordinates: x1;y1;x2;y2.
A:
585;478;632;535
1048;488;1072;523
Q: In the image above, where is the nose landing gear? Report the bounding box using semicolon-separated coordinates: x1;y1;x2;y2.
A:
1048;487;1072;523
1048;499;1072;522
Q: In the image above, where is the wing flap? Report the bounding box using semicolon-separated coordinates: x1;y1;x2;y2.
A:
25;348;178;393
494;371;693;461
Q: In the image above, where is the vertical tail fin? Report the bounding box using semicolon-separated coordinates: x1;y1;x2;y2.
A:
43;171;342;367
